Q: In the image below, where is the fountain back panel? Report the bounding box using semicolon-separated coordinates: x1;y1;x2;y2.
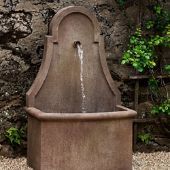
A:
26;6;136;170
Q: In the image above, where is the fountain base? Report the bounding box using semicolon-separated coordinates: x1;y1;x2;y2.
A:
26;105;136;170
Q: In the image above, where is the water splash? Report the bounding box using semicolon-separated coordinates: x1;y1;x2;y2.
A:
77;43;86;113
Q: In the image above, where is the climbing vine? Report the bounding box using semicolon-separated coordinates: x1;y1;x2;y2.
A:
122;2;170;124
121;4;170;72
151;99;170;116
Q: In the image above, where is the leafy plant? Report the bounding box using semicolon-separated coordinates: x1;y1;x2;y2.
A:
164;64;170;73
5;127;24;145
166;24;170;36
122;4;170;73
145;20;154;30
153;5;170;33
148;77;159;97
151;99;170;116
148;77;159;91
137;132;153;144
154;5;162;15
121;28;156;72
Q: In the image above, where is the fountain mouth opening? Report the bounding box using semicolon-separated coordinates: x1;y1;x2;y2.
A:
73;41;81;48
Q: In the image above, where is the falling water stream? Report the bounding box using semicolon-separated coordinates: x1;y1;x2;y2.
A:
76;43;86;113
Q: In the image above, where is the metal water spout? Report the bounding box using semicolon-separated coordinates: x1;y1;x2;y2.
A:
73;41;81;48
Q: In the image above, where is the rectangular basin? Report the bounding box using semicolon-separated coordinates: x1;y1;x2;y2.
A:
26;105;136;170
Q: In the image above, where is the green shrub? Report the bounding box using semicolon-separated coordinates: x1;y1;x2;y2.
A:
164;64;170;73
5;127;24;145
137;132;153;144
151;99;170;116
122;5;170;72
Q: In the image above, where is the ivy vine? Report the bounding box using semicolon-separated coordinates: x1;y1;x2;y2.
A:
121;3;170;118
121;4;170;73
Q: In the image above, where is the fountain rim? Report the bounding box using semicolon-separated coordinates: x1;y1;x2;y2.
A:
25;105;137;121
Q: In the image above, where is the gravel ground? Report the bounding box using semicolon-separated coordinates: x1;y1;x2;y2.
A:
0;152;169;170
133;152;170;170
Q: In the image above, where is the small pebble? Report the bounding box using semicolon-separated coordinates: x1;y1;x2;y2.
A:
0;152;169;170
133;152;170;170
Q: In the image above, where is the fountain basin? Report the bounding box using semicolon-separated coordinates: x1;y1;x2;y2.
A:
26;105;136;170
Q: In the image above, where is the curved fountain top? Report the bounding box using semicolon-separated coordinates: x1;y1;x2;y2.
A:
49;6;100;43
26;6;121;113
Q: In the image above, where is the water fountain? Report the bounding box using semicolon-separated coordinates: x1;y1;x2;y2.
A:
25;6;136;170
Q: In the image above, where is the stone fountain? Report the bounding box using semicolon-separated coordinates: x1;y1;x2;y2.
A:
25;6;136;170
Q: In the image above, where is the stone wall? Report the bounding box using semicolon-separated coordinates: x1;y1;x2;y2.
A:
0;0;169;156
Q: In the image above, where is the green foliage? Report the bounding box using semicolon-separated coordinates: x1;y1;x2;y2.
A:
145;20;154;30
121;28;157;72
166;24;170;36
148;77;159;95
145;5;170;33
122;5;170;73
164;64;170;73
5;127;24;145
154;5;162;15
145;5;170;46
151;99;170;116
153;5;170;33
137;132;153;144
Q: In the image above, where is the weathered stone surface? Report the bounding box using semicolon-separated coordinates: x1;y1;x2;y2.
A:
94;3;129;60
155;137;170;147
159;85;170;98
125;5;139;26
108;63;136;80
0;144;14;157
162;47;170;67
137;102;153;118
0;12;32;43
0;45;38;152
119;82;134;108
4;0;19;11
0;49;29;82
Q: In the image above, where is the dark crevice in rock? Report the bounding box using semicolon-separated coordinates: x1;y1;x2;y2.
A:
93;4;115;28
0;43;32;64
